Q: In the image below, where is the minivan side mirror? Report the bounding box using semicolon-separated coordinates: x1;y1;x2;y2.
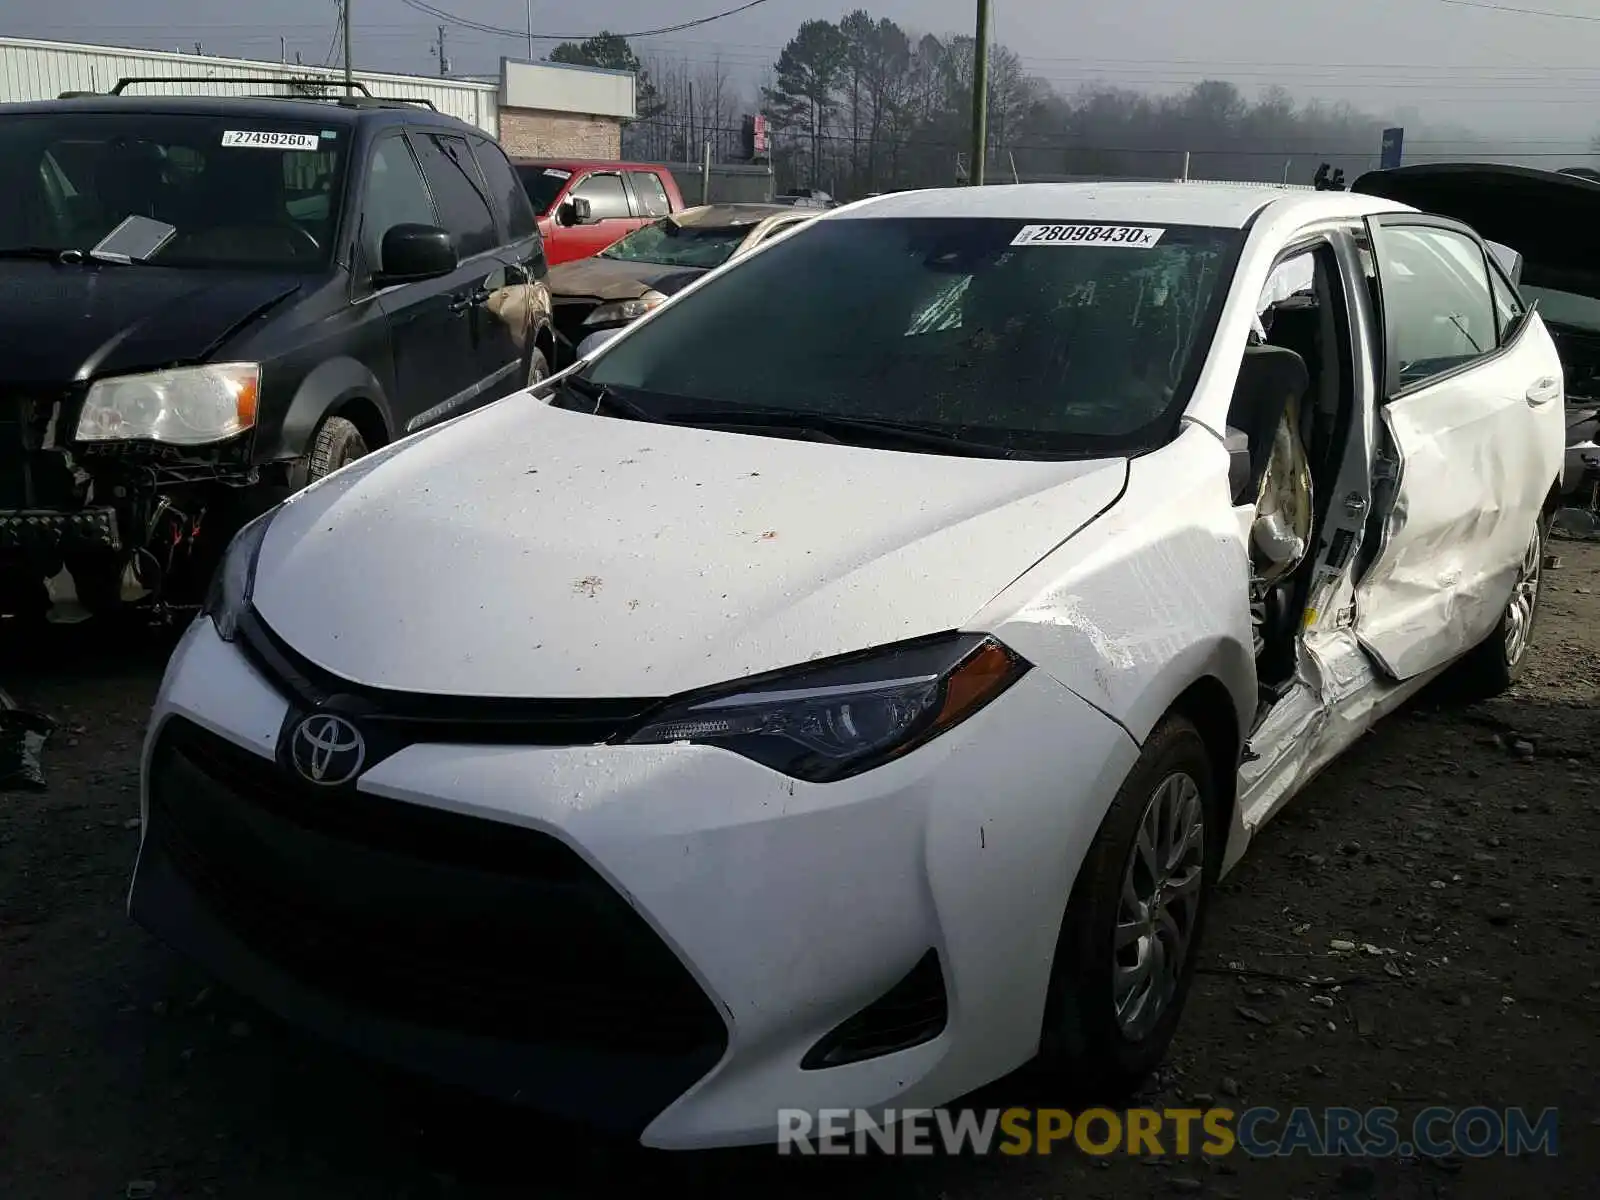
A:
374;224;456;284
556;196;593;227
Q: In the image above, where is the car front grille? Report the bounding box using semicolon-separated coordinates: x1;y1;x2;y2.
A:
147;716;730;1060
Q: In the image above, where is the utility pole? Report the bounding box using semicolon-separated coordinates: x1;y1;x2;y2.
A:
341;0;354;95
526;0;533;60
969;0;991;187
280;35;287;63
435;25;449;76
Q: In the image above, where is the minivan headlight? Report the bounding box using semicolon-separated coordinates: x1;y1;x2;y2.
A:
76;363;260;445
626;634;1029;782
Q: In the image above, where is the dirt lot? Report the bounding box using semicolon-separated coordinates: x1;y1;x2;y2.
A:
3;543;1598;1199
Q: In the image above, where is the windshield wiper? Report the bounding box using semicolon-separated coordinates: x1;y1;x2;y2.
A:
667;408;1020;459
555;374;657;421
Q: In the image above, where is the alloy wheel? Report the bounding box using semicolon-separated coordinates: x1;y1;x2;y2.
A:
1504;528;1543;667
1113;771;1206;1040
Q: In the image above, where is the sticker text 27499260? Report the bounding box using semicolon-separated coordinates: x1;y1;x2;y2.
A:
1011;224;1165;248
221;130;321;151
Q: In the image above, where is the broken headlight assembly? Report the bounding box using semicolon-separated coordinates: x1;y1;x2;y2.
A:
201;510;275;642
584;291;666;326
625;633;1030;782
76;363;260;445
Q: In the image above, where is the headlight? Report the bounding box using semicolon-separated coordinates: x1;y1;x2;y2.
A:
584;291;666;326
626;634;1029;782
76;363;260;445
201;509;275;642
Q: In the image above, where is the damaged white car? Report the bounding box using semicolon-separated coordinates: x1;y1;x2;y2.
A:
129;182;1565;1149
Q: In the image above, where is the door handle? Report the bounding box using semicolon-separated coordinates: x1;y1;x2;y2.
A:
1526;376;1561;406
448;286;492;315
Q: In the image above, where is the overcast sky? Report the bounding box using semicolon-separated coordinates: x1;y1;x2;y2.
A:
11;0;1600;147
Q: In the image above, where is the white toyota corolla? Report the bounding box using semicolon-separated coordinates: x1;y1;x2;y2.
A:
130;179;1565;1149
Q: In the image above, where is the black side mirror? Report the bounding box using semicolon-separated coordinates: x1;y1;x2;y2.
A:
556;196;593;227
374;223;456;284
1225;426;1253;503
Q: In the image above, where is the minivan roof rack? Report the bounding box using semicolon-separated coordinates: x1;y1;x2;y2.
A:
110;75;372;96
74;77;441;113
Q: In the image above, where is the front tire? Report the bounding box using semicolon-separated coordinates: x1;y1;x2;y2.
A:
287;415;370;494
1035;715;1218;1099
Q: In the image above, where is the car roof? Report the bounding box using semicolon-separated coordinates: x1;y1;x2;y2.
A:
0;94;479;133
840;181;1411;229
671;204;806;227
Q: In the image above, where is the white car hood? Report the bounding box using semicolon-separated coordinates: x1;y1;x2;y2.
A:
251;398;1128;697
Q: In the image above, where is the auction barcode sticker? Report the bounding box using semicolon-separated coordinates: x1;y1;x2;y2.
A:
1012;224;1166;248
221;130;321;150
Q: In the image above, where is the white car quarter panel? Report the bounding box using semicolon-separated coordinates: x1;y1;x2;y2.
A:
975;424;1256;748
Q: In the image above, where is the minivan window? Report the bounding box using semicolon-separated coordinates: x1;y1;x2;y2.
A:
473;137;538;240
581;217;1242;455
361;135;437;273
2;112;350;269
410;132;497;258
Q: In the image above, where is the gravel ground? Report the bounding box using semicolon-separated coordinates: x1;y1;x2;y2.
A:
2;542;1598;1199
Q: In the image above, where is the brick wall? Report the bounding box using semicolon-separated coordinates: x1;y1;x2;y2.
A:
498;108;622;159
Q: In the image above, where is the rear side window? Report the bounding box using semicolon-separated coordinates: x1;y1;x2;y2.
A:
409;131;498;258
629;171;672;217
1372;225;1497;390
472;137;537;240
361;135;437;273
570;172;630;220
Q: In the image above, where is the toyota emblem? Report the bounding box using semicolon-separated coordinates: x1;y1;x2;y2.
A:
289;712;367;786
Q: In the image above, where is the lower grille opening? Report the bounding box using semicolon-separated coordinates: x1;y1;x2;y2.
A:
801;949;948;1070
148;719;729;1062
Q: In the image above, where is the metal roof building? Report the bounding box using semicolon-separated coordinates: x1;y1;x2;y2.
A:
0;37;639;155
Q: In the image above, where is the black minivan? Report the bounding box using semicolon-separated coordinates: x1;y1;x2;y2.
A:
0;84;555;620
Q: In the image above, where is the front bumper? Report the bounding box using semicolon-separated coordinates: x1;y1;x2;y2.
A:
131;618;1139;1148
0;506;122;555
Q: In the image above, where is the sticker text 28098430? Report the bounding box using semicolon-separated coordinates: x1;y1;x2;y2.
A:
1011;224;1166;248
221;130;321;151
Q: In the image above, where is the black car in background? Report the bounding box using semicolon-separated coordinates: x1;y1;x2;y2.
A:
0;84;554;621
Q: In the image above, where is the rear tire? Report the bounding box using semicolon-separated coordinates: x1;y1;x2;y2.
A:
525;345;551;389
1446;515;1547;701
1034;715;1218;1100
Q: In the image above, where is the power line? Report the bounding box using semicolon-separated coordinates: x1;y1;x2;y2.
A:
393;0;775;42
1437;0;1600;18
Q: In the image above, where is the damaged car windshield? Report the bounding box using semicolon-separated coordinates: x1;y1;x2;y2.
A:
0;113;348;270
599;217;749;268
578;216;1242;456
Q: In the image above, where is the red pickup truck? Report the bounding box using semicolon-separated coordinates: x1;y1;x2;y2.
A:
513;158;687;266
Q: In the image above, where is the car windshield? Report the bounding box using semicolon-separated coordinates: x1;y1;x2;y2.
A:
578;216;1242;457
0;112;348;270
516;164;572;216
1521;284;1600;334
599;218;749;268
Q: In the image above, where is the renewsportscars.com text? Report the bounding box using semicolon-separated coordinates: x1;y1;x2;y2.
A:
776;1106;1560;1158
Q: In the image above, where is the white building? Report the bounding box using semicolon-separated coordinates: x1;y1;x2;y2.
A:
0;37;636;157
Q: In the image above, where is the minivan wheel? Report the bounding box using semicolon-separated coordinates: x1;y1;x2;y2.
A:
1034;715;1217;1100
526;346;551;389
300;415;369;486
